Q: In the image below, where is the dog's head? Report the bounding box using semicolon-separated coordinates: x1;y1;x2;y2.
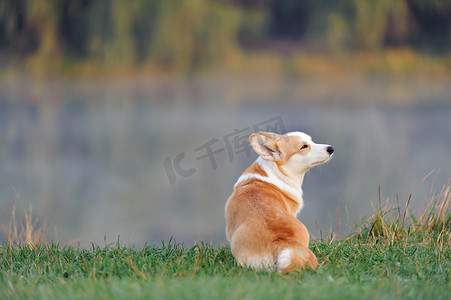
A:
250;131;334;177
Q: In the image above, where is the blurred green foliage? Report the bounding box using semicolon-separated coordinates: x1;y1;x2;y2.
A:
0;0;450;75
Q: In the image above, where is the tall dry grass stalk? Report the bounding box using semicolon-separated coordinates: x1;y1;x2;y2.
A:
314;183;451;245
2;201;49;247
360;183;450;245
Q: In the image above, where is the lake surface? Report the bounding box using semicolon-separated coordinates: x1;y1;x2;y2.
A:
1;76;450;246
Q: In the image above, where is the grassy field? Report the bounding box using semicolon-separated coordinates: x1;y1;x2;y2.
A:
1;187;450;300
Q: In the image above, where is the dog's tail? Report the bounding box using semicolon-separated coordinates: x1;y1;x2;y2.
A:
276;246;318;275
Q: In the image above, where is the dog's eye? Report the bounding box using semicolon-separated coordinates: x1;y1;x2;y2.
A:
300;144;308;150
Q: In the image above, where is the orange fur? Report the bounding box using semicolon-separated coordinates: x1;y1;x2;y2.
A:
242;161;267;177
225;179;317;273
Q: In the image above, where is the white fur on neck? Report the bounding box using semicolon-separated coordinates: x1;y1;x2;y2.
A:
234;157;304;215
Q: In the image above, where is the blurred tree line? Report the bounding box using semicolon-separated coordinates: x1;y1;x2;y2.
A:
0;0;450;74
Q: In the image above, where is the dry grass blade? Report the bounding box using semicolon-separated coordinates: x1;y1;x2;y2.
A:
359;183;451;245
2;192;49;247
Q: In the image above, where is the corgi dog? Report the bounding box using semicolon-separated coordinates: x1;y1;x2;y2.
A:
225;131;334;274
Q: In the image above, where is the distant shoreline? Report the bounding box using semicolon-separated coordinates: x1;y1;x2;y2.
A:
1;49;450;81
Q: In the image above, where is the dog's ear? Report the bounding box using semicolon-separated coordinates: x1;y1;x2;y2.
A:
250;133;281;161
257;131;280;140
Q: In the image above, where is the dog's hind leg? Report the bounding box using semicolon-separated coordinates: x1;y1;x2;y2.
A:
230;224;275;271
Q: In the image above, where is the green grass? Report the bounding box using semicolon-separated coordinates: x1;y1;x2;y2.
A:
1;187;450;299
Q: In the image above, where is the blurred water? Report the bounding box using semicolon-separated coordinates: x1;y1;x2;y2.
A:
0;77;450;247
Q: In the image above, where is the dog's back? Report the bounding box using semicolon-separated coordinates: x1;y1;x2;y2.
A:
225;161;317;273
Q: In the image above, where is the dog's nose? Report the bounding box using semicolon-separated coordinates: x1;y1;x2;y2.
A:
327;146;334;154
